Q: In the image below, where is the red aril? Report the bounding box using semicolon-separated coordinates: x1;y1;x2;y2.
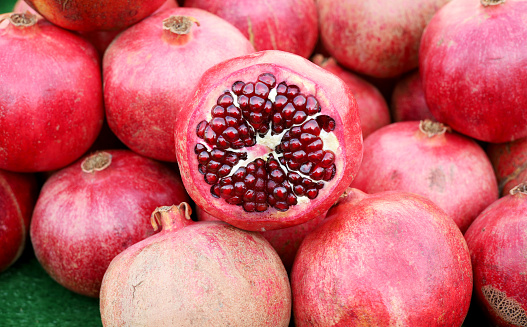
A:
30;150;190;297
0;13;103;173
465;183;527;327
104;8;255;162
351;120;498;233
100;203;291;326
391;70;435;122
486;137;527;197
420;0;527;143
175;50;363;231
184;0;318;58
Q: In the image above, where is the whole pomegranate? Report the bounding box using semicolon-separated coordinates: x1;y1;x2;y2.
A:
0;170;38;272
420;0;527;143
391;70;435;122
24;0;166;31
291;189;473;326
104;8;255;162
184;0;318;58
0;13;103;173
100;203;292;326
175;50;363;231
486;137;527;197
317;0;451;78
30;150;190;297
465;183;527;327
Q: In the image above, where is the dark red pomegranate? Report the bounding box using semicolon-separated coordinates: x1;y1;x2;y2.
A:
351;120;498;233
30;150;190;297
100;203;292;326
317;0;451;78
0;13;103;173
313;55;391;138
104;8;255;162
465;183;527;327
291;188;473;326
391;70;435;122
486;137;527;197
175;50;363;231
184;0;318;58
420;0;527;143
0;170;38;272
24;0;166;31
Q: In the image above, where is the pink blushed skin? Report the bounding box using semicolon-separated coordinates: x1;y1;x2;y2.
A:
104;8;255;162
175;50;363;232
0;170;38;272
313;55;391;138
100;204;292;326
317;0;451;78
465;184;527;327
184;0;318;58
291;189;473;326
350;121;499;233
391;70;435;122
30;150;190;297
0;14;103;173
419;0;527;143
486;137;527;197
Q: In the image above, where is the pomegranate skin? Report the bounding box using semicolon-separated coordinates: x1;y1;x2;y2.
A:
100;204;291;326
313;55;391;138
184;0;318;58
30;150;190;297
291;189;473;326
175;50;363;231
486;137;527;197
0;170;38;272
420;0;527;143
317;0;451;78
465;184;527;327
391;70;435;122
0;14;103;173
351;121;498;233
24;0;166;32
104;8;255;162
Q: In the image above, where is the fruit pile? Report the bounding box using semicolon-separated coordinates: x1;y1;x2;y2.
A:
1;0;526;326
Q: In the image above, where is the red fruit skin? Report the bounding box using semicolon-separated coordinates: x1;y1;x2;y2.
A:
291;189;473;326
486;137;527;197
104;8;255;162
184;0;318;58
30;150;190;297
0;17;103;173
351;121;499;233
419;0;527;143
0;170;38;272
317;0;451;78
313;55;391;138
175;50;363;231
24;0;166;31
391;70;435;122
464;187;527;327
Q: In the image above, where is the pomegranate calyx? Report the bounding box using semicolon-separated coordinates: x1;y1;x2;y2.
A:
81;152;112;173
481;0;506;6
163;16;200;35
8;12;37;27
510;182;527;196
419;119;451;138
150;202;193;232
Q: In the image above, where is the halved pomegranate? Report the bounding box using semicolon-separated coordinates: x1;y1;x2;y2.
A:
175;50;363;231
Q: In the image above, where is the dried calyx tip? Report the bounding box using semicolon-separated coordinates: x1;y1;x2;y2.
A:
163;16;200;35
419;119;450;137
8;12;37;26
510;182;527;196
150;202;192;232
481;0;506;6
81;152;112;173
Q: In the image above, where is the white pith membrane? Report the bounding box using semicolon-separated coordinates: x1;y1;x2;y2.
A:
195;74;340;212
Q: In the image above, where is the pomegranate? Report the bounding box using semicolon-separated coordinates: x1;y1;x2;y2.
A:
391;70;435;122
175;50;363;231
486;137;527;197
30;150;190;297
0;13;103;173
465;183;527;327
100;203;291;326
104;8;255;162
351;120;498;233
24;0;166;31
184;0;318;58
312;55;391;138
0;169;38;272
291;188;473;326
317;0;451;78
420;0;527;143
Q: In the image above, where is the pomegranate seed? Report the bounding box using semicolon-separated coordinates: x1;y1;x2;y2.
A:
289;139;302;152
217;93;234;107
206;160;221;172
242;83;254;95
292;150;307;163
255;178;266;191
320;151;336;168
198;164;206;175
232;81;245;94
205;173;218;185
275;202;289;211
238;95;249;109
194;143;206;154
300;162;314;175
244;190;256;202
234;182;247;195
302;119;321;136
286;85;300;98
305;96;320;115
256;191;267;202
221;176;233;186
233;167;247;181
250;96;265;112
210;117;227;133
287;193;297;205
310;166;325;180
218;165;231;177
197;151;210;164
306;139;323;152
292;111;307;124
294;185;305;195
225;116;239;127
274;186;288;200
211;185;220;198
258;73;276;87
276;82;288;94
211;105;226;117
244;174;256;187
293;95;306;109
290;126;302;137
256;203;268;212
270;169;285;183
216;135;229;149
317;115;336;132
196;121;207;139
220;184;234;198
323;164;336;181
243;202;256;212
288;172;302;184
226;196;242;205
306;188;318;199
254;82;270;98
274;95;288;111
204;126;216;144
226;105;242;119
246;163;257;174
222;127;239;141
282;103;296;120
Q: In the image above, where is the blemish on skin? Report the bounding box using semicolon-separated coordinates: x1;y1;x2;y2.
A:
482;285;527;326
